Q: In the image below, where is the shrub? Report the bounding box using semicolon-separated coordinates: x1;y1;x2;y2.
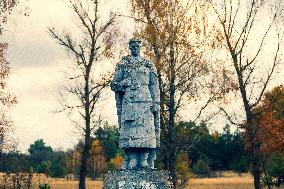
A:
176;153;191;186
229;157;250;173
192;159;210;177
109;154;124;170
39;183;51;189
263;153;284;187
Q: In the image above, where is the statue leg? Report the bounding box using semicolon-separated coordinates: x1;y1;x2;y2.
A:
122;149;130;169
148;149;157;169
139;149;149;168
128;151;138;169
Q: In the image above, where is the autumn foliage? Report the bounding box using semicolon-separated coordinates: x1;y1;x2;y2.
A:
243;85;284;160
256;86;284;154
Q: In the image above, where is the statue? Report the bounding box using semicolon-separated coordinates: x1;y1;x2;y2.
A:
111;38;160;169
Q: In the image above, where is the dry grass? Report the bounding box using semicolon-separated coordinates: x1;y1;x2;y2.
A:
42;175;284;189
185;176;254;189
41;179;103;189
0;173;103;189
1;172;284;189
184;172;284;189
30;175;103;189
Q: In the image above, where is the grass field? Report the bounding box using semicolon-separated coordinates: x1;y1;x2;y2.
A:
185;172;253;189
186;176;254;189
42;179;103;189
45;177;254;189
1;172;284;189
27;172;254;189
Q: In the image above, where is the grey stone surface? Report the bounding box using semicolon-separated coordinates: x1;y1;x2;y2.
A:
104;169;172;189
110;38;160;169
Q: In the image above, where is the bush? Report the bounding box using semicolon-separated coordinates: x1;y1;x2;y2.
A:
264;153;284;187
192;159;211;177
109;154;124;170
267;154;284;178
176;153;191;186
39;183;50;189
229;157;250;173
261;174;274;188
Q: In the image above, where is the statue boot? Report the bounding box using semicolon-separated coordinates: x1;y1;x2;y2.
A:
128;152;138;169
139;151;149;168
148;149;157;169
122;151;130;170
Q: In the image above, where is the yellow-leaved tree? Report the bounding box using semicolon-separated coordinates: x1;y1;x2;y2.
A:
128;0;222;187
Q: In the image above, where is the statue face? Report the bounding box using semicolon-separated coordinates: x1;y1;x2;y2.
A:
129;42;141;57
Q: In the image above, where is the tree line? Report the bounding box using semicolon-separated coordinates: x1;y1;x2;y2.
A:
0;123;253;179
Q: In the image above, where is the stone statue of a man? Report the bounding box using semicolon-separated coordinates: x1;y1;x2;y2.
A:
111;38;160;169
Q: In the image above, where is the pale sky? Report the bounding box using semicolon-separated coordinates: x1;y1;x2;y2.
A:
3;0;284;152
5;0;133;152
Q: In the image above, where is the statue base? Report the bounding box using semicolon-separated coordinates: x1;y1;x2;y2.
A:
103;169;173;189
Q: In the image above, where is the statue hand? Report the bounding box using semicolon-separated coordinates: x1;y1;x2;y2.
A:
151;103;159;113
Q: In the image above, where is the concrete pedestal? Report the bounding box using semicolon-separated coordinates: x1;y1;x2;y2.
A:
103;169;173;189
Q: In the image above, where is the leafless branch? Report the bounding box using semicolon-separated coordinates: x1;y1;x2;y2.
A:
219;106;241;126
250;33;280;108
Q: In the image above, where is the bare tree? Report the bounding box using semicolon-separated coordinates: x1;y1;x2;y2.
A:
48;0;118;188
211;0;283;188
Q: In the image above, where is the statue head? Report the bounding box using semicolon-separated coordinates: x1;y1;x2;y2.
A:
129;37;142;58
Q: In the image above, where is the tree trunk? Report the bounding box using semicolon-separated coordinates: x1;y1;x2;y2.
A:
253;165;262;189
168;83;176;188
79;73;91;189
79;132;91;189
152;40;169;170
233;51;262;189
252;157;261;189
244;105;262;189
245;107;261;189
244;102;262;189
168;33;177;188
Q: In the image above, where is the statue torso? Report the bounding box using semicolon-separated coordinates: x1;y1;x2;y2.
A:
121;56;153;103
111;55;158;149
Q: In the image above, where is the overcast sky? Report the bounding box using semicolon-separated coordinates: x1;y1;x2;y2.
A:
4;0;133;152
3;0;284;152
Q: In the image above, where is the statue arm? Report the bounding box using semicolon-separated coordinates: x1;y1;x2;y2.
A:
115;93;123;129
149;63;160;112
111;62;125;128
111;63;125;93
149;62;161;149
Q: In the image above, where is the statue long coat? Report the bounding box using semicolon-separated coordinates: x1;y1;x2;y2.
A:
111;55;160;149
